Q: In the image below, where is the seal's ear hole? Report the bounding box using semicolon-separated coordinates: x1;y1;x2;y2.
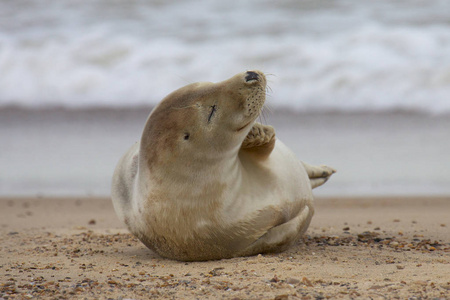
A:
184;133;190;140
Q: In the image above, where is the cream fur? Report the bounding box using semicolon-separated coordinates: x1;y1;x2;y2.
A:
111;70;335;261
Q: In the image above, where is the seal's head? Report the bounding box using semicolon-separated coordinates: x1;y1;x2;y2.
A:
140;70;267;174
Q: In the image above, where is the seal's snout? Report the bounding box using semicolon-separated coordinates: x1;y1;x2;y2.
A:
245;71;259;82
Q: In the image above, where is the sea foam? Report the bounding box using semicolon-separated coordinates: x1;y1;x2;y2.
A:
1;0;449;113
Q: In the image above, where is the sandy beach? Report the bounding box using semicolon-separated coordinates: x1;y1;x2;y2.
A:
2;1;450;298
1;196;448;299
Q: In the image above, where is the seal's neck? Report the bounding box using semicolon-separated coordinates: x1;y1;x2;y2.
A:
138;143;243;200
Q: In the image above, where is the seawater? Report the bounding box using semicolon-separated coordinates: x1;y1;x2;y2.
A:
2;109;450;197
1;0;450;113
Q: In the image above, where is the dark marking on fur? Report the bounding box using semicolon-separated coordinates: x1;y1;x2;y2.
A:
208;105;217;123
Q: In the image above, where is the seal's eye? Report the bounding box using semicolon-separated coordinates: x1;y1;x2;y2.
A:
184;133;190;140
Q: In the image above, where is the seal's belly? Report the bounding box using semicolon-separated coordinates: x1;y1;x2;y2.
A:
135;212;262;261
132;140;314;261
266;140;313;200
228;140;313;223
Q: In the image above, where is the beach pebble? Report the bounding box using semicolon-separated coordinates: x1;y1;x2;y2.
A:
414;281;428;286
269;275;279;283
209;267;224;276
286;277;300;285
302;277;313;287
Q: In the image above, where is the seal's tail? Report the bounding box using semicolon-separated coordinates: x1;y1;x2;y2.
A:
302;162;336;189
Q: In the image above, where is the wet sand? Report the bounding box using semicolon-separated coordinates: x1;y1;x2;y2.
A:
1;197;449;299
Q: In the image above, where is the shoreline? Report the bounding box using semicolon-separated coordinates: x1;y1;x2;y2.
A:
2;108;450;197
1;196;449;299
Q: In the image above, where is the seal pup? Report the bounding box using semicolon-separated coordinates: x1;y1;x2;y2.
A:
111;70;335;261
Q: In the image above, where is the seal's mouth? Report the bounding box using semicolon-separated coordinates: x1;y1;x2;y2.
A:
235;70;267;132
236;120;253;132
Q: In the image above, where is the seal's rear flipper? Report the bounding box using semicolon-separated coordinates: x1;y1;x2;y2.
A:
240;123;276;158
302;162;336;189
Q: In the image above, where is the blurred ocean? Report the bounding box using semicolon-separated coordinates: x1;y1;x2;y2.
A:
1;109;450;197
1;0;450;112
1;0;450;197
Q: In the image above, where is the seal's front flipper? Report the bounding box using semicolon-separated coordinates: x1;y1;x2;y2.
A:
302;162;336;189
240;123;276;158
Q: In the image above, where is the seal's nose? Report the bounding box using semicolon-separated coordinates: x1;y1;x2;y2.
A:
245;71;259;82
